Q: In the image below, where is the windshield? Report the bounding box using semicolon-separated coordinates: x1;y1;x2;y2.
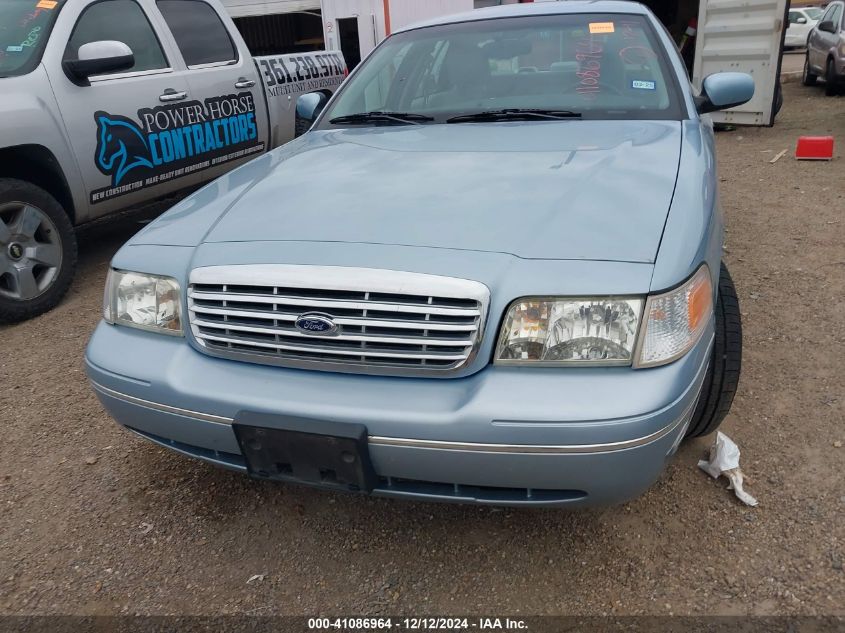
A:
0;0;63;78
804;7;822;19
320;13;684;126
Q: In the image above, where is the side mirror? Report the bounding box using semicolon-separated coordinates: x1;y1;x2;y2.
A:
796;16;808;24
64;41;134;81
695;72;755;115
818;20;836;33
295;92;329;125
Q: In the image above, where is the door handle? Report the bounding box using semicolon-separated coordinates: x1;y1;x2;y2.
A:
159;89;188;102
235;77;256;89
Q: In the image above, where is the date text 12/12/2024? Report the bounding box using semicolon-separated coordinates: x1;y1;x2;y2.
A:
307;618;528;630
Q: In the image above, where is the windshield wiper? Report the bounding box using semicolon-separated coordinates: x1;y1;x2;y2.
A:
447;109;582;123
329;111;435;125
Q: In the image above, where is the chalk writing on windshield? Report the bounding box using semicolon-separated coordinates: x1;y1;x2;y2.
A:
575;35;603;100
21;26;42;48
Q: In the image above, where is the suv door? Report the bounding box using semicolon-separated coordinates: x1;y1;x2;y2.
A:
154;0;268;183
47;0;194;217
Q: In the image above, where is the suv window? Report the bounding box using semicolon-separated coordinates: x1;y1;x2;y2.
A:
820;4;842;27
65;0;167;75
157;0;236;67
833;4;844;28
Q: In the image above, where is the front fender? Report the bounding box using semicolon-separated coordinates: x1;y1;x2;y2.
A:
650;119;723;294
0;66;88;222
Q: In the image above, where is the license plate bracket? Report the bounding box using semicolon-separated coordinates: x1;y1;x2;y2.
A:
233;412;377;493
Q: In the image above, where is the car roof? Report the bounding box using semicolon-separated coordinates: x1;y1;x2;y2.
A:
394;1;654;34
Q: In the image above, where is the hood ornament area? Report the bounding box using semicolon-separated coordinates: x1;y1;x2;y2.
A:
294;313;339;336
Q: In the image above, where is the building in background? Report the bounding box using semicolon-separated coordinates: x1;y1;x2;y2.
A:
222;0;325;55
320;0;474;69
222;0;474;67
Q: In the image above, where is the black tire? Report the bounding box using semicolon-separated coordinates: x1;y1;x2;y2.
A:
803;54;817;86
685;263;742;438
825;58;839;96
0;178;77;324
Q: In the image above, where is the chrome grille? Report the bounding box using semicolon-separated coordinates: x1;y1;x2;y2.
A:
187;265;490;376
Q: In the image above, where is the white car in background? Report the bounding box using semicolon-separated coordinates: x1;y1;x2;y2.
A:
786;6;823;47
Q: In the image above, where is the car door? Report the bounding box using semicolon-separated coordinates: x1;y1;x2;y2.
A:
809;3;842;72
807;6;828;70
786;10;804;47
47;0;195;217
153;0;269;184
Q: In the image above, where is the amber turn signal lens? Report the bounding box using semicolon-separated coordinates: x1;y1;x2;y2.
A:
636;266;712;368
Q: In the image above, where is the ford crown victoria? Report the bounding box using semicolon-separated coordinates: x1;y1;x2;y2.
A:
86;1;753;507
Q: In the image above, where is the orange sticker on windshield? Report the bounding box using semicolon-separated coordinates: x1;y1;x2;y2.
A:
589;22;615;34
36;0;58;8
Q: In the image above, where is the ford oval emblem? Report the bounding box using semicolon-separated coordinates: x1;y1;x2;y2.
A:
294;313;338;336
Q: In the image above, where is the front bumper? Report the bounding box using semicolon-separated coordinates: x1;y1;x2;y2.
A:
85;320;712;507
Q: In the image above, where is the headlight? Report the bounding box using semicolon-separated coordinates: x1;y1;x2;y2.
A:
495;297;644;365
634;265;712;368
103;269;182;335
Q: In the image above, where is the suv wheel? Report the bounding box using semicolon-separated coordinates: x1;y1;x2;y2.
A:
825;58;840;96
685;263;742;438
0;179;77;324
802;54;817;86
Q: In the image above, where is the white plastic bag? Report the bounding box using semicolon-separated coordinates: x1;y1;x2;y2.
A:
698;431;758;507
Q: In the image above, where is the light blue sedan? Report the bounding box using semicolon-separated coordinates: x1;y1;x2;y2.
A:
86;1;754;507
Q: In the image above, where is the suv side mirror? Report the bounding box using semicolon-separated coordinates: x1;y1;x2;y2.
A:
64;41;134;81
818;20;836;33
796;16;808;24
695;72;755;114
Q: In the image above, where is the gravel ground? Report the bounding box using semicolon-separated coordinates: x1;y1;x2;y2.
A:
0;82;843;617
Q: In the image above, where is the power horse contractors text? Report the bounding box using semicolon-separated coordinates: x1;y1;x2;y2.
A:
91;92;264;203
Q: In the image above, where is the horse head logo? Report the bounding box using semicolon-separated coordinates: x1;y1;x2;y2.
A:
94;112;154;187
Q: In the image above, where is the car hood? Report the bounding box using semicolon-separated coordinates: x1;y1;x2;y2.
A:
201;121;682;263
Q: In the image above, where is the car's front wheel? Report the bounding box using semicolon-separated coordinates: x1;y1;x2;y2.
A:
685;263;742;438
825;58;840;96
0;179;77;324
803;53;818;86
